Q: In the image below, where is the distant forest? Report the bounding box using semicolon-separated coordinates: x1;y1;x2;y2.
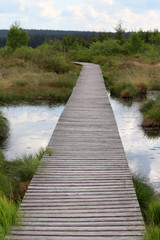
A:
0;29;130;48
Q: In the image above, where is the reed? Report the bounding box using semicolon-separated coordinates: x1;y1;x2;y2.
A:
132;175;156;221
0;195;20;240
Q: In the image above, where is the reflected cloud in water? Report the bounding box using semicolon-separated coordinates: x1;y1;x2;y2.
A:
109;95;160;191
0;104;65;161
0;98;160;191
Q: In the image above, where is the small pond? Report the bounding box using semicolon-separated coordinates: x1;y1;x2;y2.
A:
0;104;65;161
108;93;160;192
0;95;160;191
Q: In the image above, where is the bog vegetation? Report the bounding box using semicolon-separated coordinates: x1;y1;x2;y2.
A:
0;22;160;239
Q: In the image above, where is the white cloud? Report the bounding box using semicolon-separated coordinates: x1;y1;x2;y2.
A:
39;1;61;19
114;7;160;31
64;5;85;20
87;0;114;5
87;23;106;31
1;0;160;31
101;0;115;4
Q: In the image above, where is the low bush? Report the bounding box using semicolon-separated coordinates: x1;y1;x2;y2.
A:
89;39;123;56
67;49;93;62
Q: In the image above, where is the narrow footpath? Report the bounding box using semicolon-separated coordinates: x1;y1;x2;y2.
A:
8;63;144;240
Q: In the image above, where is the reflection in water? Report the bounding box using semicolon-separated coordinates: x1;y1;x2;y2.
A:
109;94;160;192
0;98;160;192
0;104;65;161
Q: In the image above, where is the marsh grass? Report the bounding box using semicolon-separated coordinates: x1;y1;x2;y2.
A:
0;148;47;200
0;66;79;103
0;147;51;239
0;195;20;240
0;111;9;141
0;47;80;104
148;201;160;226
132;175;160;240
132;175;156;221
109;65;151;98
140;94;160;127
103;59;160;99
144;226;160;240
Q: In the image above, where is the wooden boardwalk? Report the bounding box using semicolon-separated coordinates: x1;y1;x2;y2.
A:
8;63;144;240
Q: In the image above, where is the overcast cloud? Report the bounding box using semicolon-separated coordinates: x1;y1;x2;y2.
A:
0;0;160;31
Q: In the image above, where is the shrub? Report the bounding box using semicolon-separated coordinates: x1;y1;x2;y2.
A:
40;55;71;73
67;49;93;62
89;39;122;56
6;22;29;51
13;46;39;61
144;44;160;58
13;46;72;74
0;47;13;58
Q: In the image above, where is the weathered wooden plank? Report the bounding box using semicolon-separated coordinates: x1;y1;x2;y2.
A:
10;230;143;236
17;221;144;227
6;236;143;240
20;216;143;222
12;226;144;232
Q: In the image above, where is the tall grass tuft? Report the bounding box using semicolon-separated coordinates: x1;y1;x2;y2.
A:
0;148;49;239
148;201;160;226
144;226;160;240
0;195;20;239
132;175;156;221
0;148;47;200
109;65;151;98
140;94;160;127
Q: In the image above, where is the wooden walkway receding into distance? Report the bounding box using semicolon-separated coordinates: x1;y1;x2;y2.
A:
8;63;144;240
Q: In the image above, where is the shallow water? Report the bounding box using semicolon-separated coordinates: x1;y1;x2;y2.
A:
0;104;65;161
0;98;160;191
108;95;160;191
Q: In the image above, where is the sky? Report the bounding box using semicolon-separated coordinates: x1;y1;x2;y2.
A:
0;0;160;32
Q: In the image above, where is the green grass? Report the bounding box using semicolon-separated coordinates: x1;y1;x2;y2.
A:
132;175;160;240
144;226;160;240
102;58;160;100
0;195;20;240
148;201;160;226
140;94;160;127
0;67;79;103
0;45;80;104
0;147;50;239
0;111;9;141
132;175;156;222
0;148;47;200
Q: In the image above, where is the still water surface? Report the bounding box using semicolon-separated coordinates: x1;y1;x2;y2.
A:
108;95;160;191
0;104;65;160
0;98;160;191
